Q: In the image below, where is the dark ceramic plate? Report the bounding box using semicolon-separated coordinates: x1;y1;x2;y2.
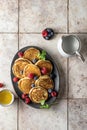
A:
11;46;59;109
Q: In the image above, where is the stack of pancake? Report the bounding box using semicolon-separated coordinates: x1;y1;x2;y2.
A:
12;48;54;103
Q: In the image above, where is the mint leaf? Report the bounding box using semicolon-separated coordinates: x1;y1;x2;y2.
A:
42;50;46;56
38;50;46;60
40;99;50;109
44;104;50;109
40;55;45;60
40;105;45;109
40;104;50;109
40;100;45;105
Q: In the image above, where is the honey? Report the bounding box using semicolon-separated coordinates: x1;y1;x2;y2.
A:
0;90;13;105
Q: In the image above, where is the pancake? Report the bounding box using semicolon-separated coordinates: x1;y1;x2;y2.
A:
12;58;31;79
29;86;48;103
23;64;41;77
35;75;54;89
35;60;53;75
24;48;40;62
18;77;34;94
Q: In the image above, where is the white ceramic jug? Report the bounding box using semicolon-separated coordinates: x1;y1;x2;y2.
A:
57;35;85;62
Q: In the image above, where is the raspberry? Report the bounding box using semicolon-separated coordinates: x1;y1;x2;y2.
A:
21;94;27;99
42;30;48;37
25;97;31;104
13;77;19;82
28;73;34;79
18;52;24;57
51;91;57;97
0;83;4;88
41;67;47;74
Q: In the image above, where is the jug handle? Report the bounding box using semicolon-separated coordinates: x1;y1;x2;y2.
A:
76;51;85;62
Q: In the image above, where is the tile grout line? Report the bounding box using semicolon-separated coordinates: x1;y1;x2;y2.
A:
17;0;20;130
17;98;19;130
18;0;20;51
67;99;69;130
0;32;87;34
67;0;69;34
17;32;87;34
67;58;69;130
67;0;69;130
0;32;18;34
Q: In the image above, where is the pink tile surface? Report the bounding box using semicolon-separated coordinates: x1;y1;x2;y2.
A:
19;99;67;130
0;0;18;32
69;99;87;130
69;0;87;32
69;34;87;98
19;0;67;32
0;99;18;130
0;34;18;97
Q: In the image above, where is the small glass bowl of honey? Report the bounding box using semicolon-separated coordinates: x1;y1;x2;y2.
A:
0;89;14;106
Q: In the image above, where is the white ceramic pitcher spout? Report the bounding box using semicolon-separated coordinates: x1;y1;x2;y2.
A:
57;35;85;62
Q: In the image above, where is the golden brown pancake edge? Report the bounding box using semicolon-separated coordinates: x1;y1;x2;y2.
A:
23;64;41;78
29;86;48;103
35;75;54;89
12;58;31;78
35;60;53;75
24;48;40;62
18;77;34;94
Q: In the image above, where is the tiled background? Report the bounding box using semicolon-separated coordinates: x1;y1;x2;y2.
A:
0;0;87;130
